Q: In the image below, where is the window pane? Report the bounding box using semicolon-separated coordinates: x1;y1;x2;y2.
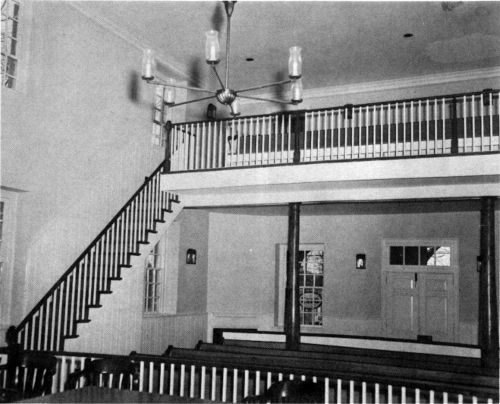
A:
390;246;403;265
11;20;17;38
12;3;20;19
420;246;435;266
9;38;16;56
6;56;16;75
435;246;451;266
404;246;419;265
315;276;323;287
4;75;15;88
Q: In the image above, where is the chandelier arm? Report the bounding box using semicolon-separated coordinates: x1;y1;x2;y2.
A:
235;79;293;94
167;95;216;108
237;94;294;105
211;65;226;90
147;79;217;95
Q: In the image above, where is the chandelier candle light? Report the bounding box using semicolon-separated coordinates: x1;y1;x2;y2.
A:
141;1;303;117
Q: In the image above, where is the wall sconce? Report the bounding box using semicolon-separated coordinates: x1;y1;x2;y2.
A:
476;256;482;272
356;254;366;269
186;249;197;265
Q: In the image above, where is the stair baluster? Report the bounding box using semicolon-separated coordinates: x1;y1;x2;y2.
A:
16;162;179;351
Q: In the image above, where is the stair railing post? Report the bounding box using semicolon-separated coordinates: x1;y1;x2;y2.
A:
164;120;173;173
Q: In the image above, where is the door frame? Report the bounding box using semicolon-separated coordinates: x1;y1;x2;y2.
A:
381;238;459;342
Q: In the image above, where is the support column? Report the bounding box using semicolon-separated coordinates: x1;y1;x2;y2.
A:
478;196;499;369
285;202;301;350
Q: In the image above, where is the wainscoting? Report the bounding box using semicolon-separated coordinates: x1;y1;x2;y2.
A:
141;313;208;354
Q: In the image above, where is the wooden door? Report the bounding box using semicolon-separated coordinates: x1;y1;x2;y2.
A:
385;272;419;339
418;273;455;341
382;239;458;343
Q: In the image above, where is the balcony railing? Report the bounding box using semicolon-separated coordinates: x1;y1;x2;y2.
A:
166;90;499;172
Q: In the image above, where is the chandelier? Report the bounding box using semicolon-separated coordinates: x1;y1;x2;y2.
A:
141;1;303;117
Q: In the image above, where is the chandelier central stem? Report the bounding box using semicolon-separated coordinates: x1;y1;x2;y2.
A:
224;1;234;90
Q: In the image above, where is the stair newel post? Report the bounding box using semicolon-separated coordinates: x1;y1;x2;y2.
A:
164;120;173;173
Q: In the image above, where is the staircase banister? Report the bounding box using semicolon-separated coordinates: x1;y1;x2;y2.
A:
16;161;168;332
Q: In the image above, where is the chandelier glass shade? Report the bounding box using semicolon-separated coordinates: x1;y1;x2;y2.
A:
141;1;303;117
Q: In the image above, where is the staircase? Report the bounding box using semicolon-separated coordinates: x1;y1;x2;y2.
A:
15;162;182;351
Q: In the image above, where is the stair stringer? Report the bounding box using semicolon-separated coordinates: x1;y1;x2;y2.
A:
64;200;184;355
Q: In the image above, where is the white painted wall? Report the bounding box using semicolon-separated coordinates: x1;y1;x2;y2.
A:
196;201;499;345
1;2;168;326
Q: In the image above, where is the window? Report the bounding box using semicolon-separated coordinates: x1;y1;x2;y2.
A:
152;85;167;146
277;243;325;327
299;249;324;326
389;244;451;267
144;243;163;313
1;0;20;89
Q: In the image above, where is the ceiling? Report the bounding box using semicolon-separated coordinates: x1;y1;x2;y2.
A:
75;1;500;93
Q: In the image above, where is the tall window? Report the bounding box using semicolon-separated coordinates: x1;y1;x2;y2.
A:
1;0;20;89
299;249;324;326
152;85;167;146
144;243;163;313
277;243;324;327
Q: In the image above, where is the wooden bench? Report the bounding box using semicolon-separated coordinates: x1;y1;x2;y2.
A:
162;345;498;400
196;340;485;374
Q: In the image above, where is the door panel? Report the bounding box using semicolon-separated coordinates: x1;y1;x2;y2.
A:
419;274;454;341
385;272;418;339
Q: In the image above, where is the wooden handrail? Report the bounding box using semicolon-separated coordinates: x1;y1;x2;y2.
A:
16;161;180;353
172;89;499;127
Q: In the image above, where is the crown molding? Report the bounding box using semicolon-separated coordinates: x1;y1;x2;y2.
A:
240;66;500;105
67;2;195;85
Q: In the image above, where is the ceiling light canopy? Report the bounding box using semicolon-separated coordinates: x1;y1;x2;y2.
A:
141;1;303;117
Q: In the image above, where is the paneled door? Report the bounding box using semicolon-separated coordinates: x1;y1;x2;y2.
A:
382;239;458;343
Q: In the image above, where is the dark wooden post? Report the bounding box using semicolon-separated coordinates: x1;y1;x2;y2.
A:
163;120;173;173
478;196;499;369
293;114;302;164
285;202;301;350
450;97;458;154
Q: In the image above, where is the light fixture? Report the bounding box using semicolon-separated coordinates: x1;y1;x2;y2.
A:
141;1;303;117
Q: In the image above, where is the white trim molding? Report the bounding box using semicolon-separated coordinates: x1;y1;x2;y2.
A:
240;66;500;105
